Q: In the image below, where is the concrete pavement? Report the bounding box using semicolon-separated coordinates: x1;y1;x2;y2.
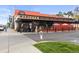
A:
0;29;41;53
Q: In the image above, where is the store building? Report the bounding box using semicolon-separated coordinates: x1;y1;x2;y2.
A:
9;10;77;32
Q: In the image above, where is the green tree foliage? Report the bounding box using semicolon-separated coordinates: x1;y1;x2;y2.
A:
6;22;10;28
56;11;63;16
66;11;73;18
63;11;73;18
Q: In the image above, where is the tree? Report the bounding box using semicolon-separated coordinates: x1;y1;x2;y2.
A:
63;12;67;15
6;22;10;28
66;11;73;18
74;7;79;12
56;11;63;16
63;11;73;18
74;7;79;20
74;15;79;21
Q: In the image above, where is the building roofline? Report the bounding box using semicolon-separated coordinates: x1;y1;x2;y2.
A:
14;10;73;19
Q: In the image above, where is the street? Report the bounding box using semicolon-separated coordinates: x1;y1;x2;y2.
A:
24;31;79;43
0;29;79;53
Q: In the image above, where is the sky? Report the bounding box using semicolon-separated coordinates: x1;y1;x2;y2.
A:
0;5;79;25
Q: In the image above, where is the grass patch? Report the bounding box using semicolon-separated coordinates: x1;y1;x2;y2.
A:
34;42;79;53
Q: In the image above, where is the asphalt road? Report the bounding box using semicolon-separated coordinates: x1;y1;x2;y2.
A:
24;31;79;43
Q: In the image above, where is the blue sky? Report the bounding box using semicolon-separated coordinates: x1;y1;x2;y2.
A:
0;5;78;25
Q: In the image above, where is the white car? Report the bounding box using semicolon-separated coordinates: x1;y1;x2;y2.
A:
0;25;4;31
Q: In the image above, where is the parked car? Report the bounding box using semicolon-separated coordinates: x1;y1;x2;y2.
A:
0;25;4;31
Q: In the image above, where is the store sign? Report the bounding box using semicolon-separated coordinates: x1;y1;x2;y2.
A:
26;16;39;20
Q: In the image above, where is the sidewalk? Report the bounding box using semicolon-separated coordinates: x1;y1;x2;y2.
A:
9;35;41;53
0;40;41;53
0;28;41;53
10;41;41;53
